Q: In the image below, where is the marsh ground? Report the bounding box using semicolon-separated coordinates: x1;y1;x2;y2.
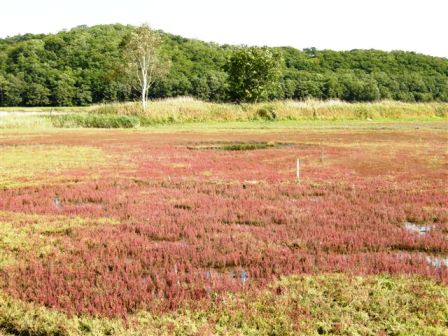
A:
0;120;447;335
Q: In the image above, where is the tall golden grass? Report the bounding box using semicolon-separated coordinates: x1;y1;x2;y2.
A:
91;97;448;124
1;98;446;128
0;114;54;129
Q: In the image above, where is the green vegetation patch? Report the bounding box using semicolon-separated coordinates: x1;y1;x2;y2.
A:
0;291;126;336
221;143;274;151
0;145;107;188
0;211;119;268
187;141;278;151
0;274;446;335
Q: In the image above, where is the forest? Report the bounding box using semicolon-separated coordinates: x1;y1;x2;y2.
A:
0;23;447;107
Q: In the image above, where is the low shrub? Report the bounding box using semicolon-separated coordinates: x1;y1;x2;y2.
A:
435;106;448;118
256;105;277;121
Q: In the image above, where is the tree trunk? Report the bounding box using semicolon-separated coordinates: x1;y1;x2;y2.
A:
142;77;147;110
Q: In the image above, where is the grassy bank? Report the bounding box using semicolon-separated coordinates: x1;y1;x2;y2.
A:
1;98;447;129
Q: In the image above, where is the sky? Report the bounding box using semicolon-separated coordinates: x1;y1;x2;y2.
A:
1;0;447;57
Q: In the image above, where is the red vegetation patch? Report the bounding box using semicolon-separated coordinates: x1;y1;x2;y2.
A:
0;129;447;317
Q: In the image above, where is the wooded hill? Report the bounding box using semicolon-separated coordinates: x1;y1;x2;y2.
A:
0;24;447;106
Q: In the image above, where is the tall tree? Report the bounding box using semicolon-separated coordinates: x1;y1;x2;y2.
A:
121;25;169;110
226;47;282;103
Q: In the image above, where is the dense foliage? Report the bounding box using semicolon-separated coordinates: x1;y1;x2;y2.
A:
226;47;282;102
0;24;447;106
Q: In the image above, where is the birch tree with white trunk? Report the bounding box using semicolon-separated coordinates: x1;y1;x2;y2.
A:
122;25;169;110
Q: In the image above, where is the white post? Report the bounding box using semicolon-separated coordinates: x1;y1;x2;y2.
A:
296;158;300;182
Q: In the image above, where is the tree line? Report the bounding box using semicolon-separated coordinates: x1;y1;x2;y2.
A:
0;24;447;107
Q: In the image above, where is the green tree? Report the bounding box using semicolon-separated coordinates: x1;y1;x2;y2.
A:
294;72;325;100
226;47;282;103
74;84;93;106
0;74;24;106
50;72;76;106
23;83;51;106
323;75;344;99
340;74;381;102
207;71;228;102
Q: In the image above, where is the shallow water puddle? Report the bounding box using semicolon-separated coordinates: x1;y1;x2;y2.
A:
401;252;448;269
426;256;448;268
404;222;433;236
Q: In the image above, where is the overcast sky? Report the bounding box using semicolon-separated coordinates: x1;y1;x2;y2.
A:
1;0;446;57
